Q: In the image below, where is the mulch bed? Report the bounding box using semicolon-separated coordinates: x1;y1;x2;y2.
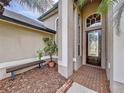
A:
0;66;66;93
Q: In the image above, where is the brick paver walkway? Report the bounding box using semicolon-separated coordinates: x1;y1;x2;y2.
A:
69;65;110;93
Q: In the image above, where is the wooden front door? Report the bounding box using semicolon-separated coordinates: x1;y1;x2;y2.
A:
86;30;102;66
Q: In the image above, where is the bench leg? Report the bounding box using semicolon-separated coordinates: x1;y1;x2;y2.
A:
11;72;16;80
38;63;44;69
38;63;41;68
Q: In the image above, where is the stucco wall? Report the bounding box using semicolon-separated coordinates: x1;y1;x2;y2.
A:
0;20;54;63
42;13;58;30
112;1;124;92
113;8;124;84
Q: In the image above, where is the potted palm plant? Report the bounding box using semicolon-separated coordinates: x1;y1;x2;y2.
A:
37;37;58;68
43;38;58;67
37;49;43;60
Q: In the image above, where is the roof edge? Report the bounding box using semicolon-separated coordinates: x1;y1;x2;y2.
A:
0;15;56;34
38;2;58;20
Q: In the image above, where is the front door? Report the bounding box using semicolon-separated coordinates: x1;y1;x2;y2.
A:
86;30;101;66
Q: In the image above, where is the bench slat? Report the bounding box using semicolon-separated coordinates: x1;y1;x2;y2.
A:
6;60;45;73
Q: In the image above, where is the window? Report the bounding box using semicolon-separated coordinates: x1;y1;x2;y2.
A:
78;14;81;56
55;17;59;45
86;14;101;28
55;17;59;31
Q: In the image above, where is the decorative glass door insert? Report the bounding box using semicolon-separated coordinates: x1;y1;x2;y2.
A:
86;30;101;66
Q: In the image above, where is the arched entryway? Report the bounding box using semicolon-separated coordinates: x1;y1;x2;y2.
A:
81;0;106;68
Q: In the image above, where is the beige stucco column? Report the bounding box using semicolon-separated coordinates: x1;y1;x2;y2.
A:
58;0;74;78
112;1;124;93
73;8;82;71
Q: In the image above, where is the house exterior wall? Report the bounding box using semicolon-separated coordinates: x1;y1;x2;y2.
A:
113;3;124;84
112;1;124;92
41;13;58;30
105;0;124;92
0;20;54;63
40;13;58;45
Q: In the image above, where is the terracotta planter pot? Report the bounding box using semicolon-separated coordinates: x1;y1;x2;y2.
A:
0;2;4;15
48;61;56;68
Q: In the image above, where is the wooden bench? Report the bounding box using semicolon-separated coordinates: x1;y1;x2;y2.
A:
6;60;46;80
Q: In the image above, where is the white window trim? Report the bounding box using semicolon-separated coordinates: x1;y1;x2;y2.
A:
55;17;59;31
86;13;102;29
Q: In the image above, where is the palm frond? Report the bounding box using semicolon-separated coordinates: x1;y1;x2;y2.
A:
114;2;124;35
97;0;117;14
0;0;11;6
76;0;87;10
77;0;117;14
17;0;54;13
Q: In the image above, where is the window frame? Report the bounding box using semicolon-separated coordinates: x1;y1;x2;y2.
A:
55;17;59;31
86;13;101;28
